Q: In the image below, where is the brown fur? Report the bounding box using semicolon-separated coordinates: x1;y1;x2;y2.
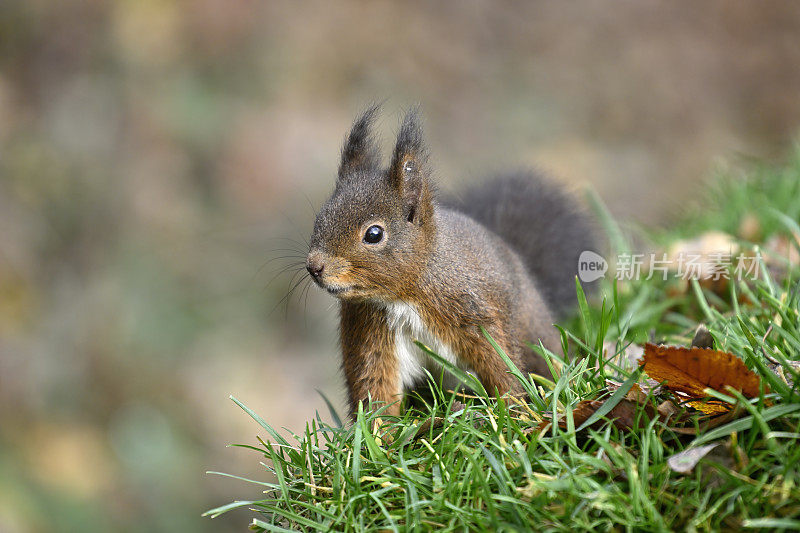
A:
307;107;589;418
339;300;401;416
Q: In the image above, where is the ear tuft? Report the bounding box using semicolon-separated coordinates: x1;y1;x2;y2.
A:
390;107;426;177
339;104;382;179
389;107;431;224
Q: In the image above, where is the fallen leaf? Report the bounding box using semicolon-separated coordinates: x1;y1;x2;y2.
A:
667;443;721;474
684;398;730;415
541;398;639;433
640;343;764;401
569;400;601;427
667;405;741;435
412;416;445;440
411;402;466;440
625;383;649;403
657;400;679;418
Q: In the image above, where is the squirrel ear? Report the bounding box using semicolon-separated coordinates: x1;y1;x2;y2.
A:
389;108;430;223
339;104;382;179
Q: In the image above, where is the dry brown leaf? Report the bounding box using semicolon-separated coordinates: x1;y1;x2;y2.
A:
668;405;742;435
539;397;639;433
640;343;765;408
674;390;730;415
539;341;764;435
412;417;445;440
625;383;648;403
657;400;678;418
685;399;730;415
568;400;601;427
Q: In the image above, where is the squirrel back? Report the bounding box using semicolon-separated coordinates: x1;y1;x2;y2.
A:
445;171;598;317
307;106;599;418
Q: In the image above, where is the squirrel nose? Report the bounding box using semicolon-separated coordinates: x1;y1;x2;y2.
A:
306;253;325;279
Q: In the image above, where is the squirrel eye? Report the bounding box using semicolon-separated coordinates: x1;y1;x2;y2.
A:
363;225;384;244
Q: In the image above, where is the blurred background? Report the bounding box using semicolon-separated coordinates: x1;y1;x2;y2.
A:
2;1;800;531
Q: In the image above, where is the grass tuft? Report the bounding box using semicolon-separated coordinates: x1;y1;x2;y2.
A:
209;152;800;531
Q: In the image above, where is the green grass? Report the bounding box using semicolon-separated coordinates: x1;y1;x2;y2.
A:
207;152;800;532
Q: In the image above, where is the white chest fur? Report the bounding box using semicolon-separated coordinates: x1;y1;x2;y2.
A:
384;302;464;390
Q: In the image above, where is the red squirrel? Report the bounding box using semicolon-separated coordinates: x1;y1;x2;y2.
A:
306;106;597;418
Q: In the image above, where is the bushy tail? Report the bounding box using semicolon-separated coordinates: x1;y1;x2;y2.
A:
447;171;600;318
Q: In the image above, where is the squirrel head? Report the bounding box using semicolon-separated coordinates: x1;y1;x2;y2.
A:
307;106;436;302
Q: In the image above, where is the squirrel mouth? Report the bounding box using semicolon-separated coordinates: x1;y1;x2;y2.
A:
312;279;354;296
326;285;351;295
309;273;356;297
